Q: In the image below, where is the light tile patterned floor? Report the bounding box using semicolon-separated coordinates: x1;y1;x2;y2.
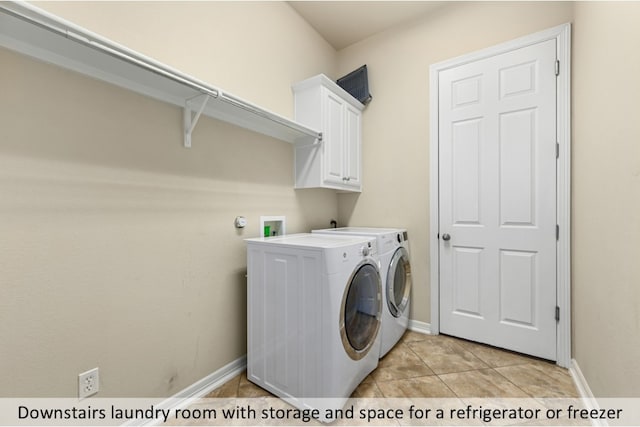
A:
206;332;579;400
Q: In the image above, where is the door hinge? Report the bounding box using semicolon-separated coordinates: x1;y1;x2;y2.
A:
555;306;560;322
556;224;560;240
556;142;560;159
555;60;560;76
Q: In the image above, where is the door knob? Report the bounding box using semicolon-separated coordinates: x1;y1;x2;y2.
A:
442;233;451;241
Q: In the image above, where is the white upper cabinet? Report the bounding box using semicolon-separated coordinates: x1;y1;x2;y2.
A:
292;75;364;192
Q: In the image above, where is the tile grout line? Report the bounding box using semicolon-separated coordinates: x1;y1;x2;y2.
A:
489;366;535;398
442;340;537;399
403;338;438;376
434;373;461;399
408;336;534;399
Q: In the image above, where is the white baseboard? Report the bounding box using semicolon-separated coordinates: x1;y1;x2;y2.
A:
408;319;432;335
569;358;608;427
128;355;246;426
173;355;246;401
569;358;595;400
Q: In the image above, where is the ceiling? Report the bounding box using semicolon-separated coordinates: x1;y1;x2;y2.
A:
288;1;447;50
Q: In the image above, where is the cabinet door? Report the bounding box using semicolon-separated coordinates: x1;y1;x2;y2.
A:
323;90;346;186
343;104;361;188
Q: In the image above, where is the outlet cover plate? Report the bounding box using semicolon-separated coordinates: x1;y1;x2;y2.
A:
78;367;99;399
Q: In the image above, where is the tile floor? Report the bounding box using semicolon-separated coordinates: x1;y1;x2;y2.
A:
206;331;579;400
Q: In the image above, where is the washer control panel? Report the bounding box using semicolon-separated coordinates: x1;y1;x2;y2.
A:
361;241;376;258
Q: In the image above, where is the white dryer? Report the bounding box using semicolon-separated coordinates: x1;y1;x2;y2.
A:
245;233;382;413
312;227;411;357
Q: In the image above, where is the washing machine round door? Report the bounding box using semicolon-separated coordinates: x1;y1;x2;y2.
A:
387;247;411;317
340;261;381;360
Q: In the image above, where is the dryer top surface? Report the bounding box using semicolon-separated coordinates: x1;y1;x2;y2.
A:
313;227;406;236
245;233;374;249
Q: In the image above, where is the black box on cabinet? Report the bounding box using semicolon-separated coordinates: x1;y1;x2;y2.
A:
336;65;372;105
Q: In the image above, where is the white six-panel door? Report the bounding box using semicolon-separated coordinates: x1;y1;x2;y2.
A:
438;39;558;360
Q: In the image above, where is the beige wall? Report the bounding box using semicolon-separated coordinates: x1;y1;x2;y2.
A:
336;1;574;324
0;2;337;397
572;2;640;397
34;1;337;118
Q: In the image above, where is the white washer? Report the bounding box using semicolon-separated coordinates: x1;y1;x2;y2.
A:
312;227;411;357
245;233;382;414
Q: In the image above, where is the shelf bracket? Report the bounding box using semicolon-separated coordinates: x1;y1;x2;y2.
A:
295;132;323;149
183;94;211;148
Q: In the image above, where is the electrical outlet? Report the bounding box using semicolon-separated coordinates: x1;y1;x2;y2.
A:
78;368;99;399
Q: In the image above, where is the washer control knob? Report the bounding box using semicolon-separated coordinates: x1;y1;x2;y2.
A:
361;246;370;257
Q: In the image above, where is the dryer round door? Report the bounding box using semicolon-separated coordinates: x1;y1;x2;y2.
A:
387;246;412;317
340;261;382;360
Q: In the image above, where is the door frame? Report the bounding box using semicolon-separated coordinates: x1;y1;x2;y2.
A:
429;23;571;367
